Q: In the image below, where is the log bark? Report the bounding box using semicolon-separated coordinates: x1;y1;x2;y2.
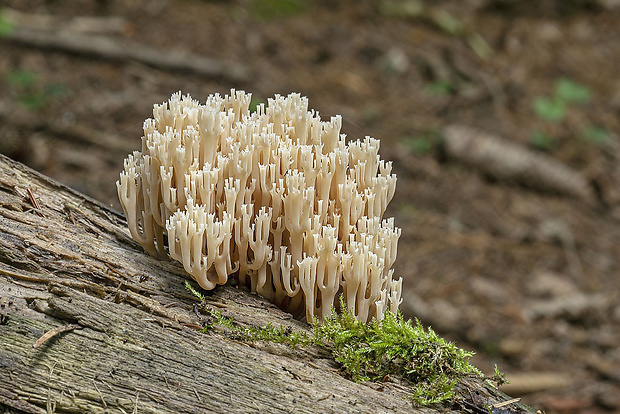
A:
0;154;533;413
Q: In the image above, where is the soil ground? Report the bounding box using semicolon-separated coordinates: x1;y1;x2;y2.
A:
1;1;619;412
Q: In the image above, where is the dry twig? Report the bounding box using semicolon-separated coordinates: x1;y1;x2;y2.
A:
33;324;82;349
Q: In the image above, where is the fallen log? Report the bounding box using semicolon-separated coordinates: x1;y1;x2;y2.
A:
0;153;533;413
2;23;248;82
443;125;594;201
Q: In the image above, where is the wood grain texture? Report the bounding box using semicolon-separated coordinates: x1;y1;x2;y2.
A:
0;154;532;413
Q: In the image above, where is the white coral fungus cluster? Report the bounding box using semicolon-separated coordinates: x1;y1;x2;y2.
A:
117;90;402;323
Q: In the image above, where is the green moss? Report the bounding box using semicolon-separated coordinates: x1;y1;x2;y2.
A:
185;282;491;406
201;307;235;331
240;323;311;347
313;298;483;405
185;280;206;301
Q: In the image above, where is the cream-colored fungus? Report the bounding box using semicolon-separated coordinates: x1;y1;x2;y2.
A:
118;90;402;322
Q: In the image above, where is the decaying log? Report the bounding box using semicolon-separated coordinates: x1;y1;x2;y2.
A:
0;154;533;413
3;24;248;82
2;8;129;36
443;125;594;201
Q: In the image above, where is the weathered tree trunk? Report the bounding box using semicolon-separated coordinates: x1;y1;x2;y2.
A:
0;154;532;413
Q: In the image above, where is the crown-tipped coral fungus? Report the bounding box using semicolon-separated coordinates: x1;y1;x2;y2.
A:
117;90;402;323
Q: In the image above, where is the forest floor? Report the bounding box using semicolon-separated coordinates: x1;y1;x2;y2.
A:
1;1;619;412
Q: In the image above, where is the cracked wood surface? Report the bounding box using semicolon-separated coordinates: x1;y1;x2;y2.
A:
0;154;530;413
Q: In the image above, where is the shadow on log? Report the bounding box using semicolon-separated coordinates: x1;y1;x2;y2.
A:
0;154;534;413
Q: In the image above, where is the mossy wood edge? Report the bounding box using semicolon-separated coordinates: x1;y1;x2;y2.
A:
0;154;533;413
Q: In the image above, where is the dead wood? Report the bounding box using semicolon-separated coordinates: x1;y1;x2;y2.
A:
0;108;136;156
2;24;248;82
0;153;533;413
499;372;573;396
443;125;594;201
2;8;129;35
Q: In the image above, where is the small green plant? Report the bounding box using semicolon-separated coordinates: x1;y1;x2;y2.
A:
377;2;492;59
580;125;610;145
403;130;442;155
378;0;424;18
6;70;38;89
5;69;66;110
492;364;509;387
532;96;567;123
186;282;490;405
0;8;14;37
532;78;591;123
425;80;453;96
433;10;463;36
530;130;555;151
248;0;307;21
531;77;608;149
555;78;591;103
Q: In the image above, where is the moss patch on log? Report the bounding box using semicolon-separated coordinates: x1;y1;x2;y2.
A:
186;281;503;406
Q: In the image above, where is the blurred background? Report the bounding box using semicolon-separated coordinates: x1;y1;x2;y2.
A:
1;0;619;412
